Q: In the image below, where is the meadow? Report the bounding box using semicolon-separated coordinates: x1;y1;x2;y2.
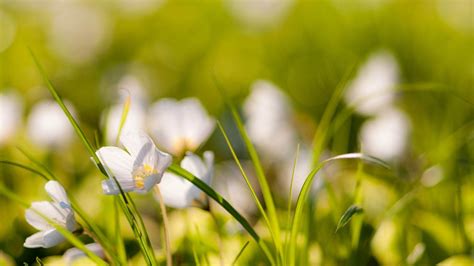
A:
0;0;473;265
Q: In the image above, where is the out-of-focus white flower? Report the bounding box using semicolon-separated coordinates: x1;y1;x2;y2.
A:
103;76;147;145
421;165;444;187
345;51;399;116
0;11;16;53
27;100;75;149
63;243;104;266
360;108;410;161
48;4;110;64
24;181;76;248
0;91;22;145
244;80;297;162
148;98;215;156
157;151;214;208
96;130;172;195
213;161;258;217
226;0;294;29
115;0;165;15
437;0;473;31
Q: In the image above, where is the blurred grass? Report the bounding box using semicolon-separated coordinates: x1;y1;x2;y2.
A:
0;0;473;265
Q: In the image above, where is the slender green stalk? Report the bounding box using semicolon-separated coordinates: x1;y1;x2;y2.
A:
154;186;172;266
284;144;300;259
217;122;276;251
229;107;283;263
29;49;156;265
232;241;250;266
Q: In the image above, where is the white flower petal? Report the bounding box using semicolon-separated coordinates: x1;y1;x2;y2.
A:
25;206;53;231
42;228;66;248
0;91;22;145
158;172;194;208
180;98;215;150
96;146;133;181
24;231;46;248
27;201;68;229
64;243;104;266
101;178;136;195
45;181;69;205
148;98;182;153
120;130;155;158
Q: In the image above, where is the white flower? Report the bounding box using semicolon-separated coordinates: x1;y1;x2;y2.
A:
157;151;214;208
244;80;297;162
96;130;172;195
226;0;294;29
24;181;76;248
63;243;104;266
27;99;75;149
0;91;22;146
148;98;215;156
212;160;258;217
48;4;110;64
344;51;399;115
360;108;410;161
103;76;147;145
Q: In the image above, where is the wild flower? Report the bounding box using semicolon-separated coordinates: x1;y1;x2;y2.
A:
0;91;22;146
148;98;215;156
244;80;297;162
26;99;75;149
344;51;399;116
63;243;104;266
103;75;147;144
24;181;77;248
360;107;410;161
157;151;214;208
96;130;172;194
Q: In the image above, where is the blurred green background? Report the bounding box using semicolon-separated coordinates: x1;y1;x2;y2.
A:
0;0;473;265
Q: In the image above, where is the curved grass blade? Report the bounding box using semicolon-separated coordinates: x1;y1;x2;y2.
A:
167;163;275;265
232;241;250;266
217;122;276;252
29;49;157;265
213;76;282;262
335;205;363;233
288;153;389;265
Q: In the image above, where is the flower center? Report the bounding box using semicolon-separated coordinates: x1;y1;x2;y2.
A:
132;163;157;189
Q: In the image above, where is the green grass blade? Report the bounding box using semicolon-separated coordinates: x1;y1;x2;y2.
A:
232;241;250;266
284;144;300;259
167;163;275;265
213;76;282;262
217;122;276;248
30;50;156;265
335;205;363;233
311;66;355;166
228;107;282;260
0;160;50;181
29;48;101;167
288;153;389;265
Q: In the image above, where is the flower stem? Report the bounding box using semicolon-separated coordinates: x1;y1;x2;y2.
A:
154;186;172;266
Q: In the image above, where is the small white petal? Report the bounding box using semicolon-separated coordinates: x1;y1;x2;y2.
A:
45;181;69;205
120;130;155;158
96;146;134;181
158;172;194;208
180;98;215;150
101;178;136;195
64;243;104;266
42;228;66;248
148;98;182;153
24;231;47;248
27;202;68;229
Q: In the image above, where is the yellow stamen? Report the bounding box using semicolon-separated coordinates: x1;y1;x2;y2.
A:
132;163;157;189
